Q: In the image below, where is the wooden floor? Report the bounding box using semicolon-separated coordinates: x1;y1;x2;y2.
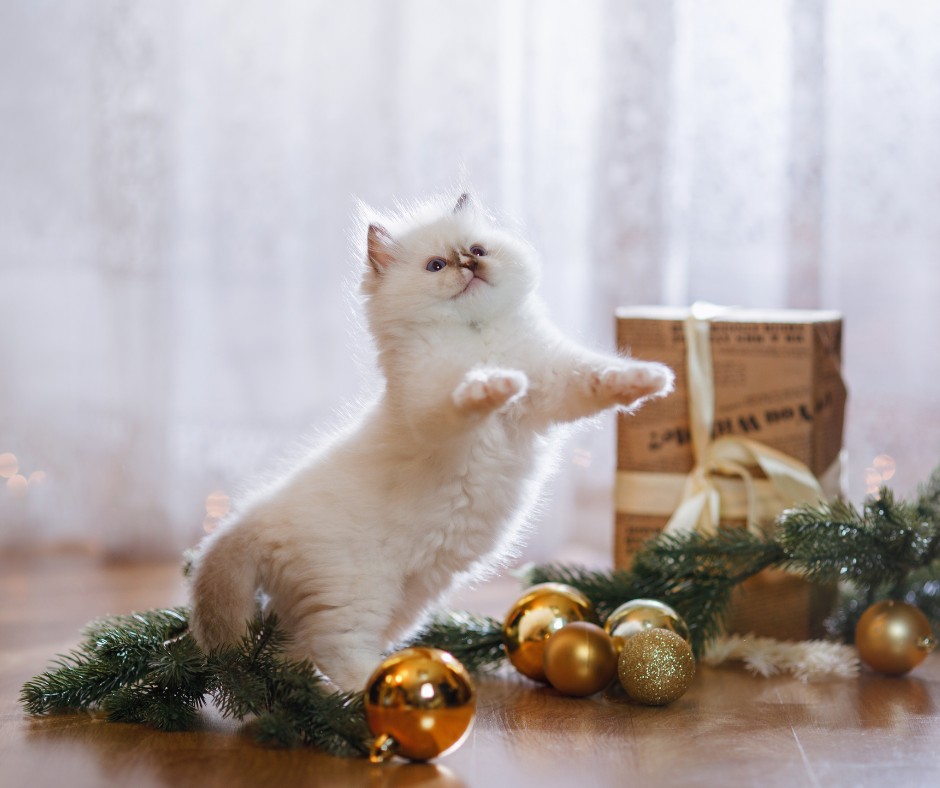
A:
3;554;940;788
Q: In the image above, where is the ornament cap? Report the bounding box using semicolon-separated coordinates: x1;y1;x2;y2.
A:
369;732;399;763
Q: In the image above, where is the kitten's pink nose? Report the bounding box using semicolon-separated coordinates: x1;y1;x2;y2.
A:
459;253;479;272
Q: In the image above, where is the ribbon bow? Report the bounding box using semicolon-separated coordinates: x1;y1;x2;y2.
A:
663;303;824;536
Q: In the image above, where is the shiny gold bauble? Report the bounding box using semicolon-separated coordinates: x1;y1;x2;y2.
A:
541;621;619;697
618;628;695;705
364;647;476;762
855;600;937;676
501;582;597;683
604;598;690;652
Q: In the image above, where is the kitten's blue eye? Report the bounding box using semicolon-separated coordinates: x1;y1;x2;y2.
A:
426;258;446;272
470;245;486;256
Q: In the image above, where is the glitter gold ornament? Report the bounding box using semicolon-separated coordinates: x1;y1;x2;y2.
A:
501;582;597;682
604;598;690;651
618;628;695;705
855;600;937;676
365;647;476;762
542;621;619;697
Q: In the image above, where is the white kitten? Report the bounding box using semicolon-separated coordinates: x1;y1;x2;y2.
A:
189;193;673;692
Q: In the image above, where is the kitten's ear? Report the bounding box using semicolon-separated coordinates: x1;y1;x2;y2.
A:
367;223;395;273
454;192;472;213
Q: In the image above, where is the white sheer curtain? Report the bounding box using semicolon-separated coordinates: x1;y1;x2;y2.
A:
2;0;939;558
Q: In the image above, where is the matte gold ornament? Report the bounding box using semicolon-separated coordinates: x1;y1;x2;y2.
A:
365;647;475;762
604;598;691;651
541;621;619;696
501;582;597;682
618;628;695;705
855;600;937;676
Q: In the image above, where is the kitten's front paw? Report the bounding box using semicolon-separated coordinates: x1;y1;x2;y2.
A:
592;362;674;408
453;367;528;414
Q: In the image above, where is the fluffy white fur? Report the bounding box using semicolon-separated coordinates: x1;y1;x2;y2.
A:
189;193;674;692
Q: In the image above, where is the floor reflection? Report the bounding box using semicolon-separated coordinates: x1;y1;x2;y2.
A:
22;711;465;788
857;674;934;730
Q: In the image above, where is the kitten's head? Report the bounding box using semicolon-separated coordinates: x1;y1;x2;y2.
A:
359;193;539;332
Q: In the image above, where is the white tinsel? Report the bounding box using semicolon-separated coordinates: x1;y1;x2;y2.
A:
702;633;860;682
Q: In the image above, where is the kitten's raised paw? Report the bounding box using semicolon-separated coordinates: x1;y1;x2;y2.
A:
453;367;528;414
593;362;674;407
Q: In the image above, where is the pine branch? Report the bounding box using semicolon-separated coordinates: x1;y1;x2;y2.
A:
21;656;142;714
405;611;506;673
210;645;271;720
104;683;204;732
209;612;287;719
206;611;372;757
915;466;940;565
267;673;371;758
20;607;190;714
778;492;931;589
150;634;210;691
110;635;214;732
529;528;782;657
82;607;190;650
525;563;642;624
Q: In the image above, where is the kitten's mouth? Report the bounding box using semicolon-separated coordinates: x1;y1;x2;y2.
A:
457;273;488;296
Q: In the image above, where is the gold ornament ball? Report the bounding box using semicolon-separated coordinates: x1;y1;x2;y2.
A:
604;598;691;652
501;582;597;683
365;647;476;762
618;628;695;705
855;600;938;676
541;621;619;697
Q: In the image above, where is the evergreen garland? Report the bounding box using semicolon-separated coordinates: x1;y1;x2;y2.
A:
404;611;506;673
22;608;191;715
22;608;371;756
22;463;940;756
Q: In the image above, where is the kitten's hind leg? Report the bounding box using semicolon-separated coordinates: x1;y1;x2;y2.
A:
190;519;263;654
288;600;391;693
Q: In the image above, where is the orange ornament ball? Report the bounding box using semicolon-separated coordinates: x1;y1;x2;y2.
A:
364;647;476;762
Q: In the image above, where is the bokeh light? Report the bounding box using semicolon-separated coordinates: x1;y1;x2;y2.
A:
0;453;18;479
873;454;896;481
7;475;28;498
28;471;45;486
865;454;897;494
203;515;219;534
205;491;230;518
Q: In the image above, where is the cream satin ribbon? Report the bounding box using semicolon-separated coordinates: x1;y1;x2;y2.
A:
626;302;826;537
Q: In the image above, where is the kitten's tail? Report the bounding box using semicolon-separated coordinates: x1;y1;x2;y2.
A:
189;517;264;652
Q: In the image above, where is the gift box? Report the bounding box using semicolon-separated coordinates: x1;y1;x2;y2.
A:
614;305;847;641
